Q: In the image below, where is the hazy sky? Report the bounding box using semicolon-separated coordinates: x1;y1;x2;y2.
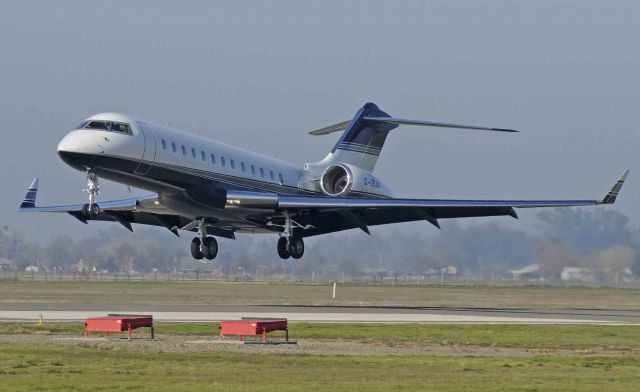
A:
1;1;638;242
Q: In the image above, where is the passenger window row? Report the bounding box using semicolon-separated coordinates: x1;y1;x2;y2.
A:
160;139;285;184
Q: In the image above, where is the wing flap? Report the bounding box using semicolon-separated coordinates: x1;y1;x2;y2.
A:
277;195;600;210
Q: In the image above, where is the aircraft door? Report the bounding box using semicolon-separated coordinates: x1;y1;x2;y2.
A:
134;123;157;175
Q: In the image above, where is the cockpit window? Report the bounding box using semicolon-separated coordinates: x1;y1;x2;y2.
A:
82;121;132;135
111;122;132;133
84;121;108;130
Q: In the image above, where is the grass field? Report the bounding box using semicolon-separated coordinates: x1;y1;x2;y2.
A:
1;323;640;391
2;343;639;392
2;322;640;350
2;282;640;390
2;280;640;309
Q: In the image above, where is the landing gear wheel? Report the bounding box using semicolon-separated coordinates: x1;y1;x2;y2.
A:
277;237;290;260
82;203;100;218
190;237;204;260
288;237;304;260
202;237;218;260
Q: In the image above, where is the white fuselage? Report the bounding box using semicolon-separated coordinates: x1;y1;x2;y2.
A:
58;113;309;195
57;113;392;200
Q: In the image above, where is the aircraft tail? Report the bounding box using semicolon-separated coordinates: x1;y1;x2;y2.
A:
309;102;517;172
311;102;398;172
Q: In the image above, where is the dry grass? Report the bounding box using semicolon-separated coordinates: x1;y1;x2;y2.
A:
1;280;640;309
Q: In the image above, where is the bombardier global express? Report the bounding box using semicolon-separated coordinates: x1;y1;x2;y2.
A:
20;102;629;260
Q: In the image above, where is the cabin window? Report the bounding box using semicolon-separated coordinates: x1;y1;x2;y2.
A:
211;153;216;164
270;170;275;180
161;140;167;150
260;168;264;178
172;142;177;153
221;156;226;167
251;165;256;175
241;162;246;172
201;151;206;161
181;145;187;155
279;173;284;184
191;148;196;159
230;159;235;169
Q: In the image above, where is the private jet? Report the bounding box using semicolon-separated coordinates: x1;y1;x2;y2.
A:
20;102;629;260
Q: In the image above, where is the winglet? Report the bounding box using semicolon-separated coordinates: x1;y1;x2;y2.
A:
20;178;39;209
601;169;630;204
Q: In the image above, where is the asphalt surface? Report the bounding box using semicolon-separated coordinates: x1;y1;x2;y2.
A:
1;303;639;324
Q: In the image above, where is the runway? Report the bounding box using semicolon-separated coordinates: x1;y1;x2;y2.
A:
1;303;639;324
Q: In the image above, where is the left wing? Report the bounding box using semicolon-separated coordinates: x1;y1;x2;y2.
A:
19;179;187;237
19;179;239;239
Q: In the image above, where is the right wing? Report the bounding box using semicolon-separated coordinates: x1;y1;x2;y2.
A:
227;170;629;237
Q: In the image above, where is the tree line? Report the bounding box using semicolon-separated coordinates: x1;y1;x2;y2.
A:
1;207;640;282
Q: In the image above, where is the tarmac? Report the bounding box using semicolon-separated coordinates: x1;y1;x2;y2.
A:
1;303;639;324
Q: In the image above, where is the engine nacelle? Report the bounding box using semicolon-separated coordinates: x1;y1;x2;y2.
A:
320;164;392;197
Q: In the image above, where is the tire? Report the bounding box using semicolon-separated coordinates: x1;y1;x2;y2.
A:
203;237;218;260
288;237;304;260
277;237;290;259
83;203;100;218
190;237;204;260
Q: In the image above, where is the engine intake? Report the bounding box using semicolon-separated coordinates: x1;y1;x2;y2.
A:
320;164;353;196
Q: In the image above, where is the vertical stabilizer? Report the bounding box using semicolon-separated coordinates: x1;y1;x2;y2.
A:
314;102;397;172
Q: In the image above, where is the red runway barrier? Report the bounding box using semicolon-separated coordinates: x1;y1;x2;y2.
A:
85;314;154;340
219;318;288;342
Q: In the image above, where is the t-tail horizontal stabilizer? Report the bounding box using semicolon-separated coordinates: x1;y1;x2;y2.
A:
600;169;630;205
308;102;518;172
361;116;518;133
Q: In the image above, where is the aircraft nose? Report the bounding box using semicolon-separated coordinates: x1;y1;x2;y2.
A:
57;131;96;170
57;132;75;154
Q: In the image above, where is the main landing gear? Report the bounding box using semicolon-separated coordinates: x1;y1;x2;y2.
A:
275;212;305;260
82;170;101;218
277;236;304;260
190;220;218;260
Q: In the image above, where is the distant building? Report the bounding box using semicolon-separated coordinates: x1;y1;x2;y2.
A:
424;265;458;276
560;267;595;283
510;264;540;279
0;258;16;271
72;259;92;274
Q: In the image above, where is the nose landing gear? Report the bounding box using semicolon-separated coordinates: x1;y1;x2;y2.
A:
82;170;101;218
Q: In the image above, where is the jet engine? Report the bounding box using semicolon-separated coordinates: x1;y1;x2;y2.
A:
319;163;392;197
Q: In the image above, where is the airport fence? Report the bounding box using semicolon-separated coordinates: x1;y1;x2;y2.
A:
2;268;639;289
